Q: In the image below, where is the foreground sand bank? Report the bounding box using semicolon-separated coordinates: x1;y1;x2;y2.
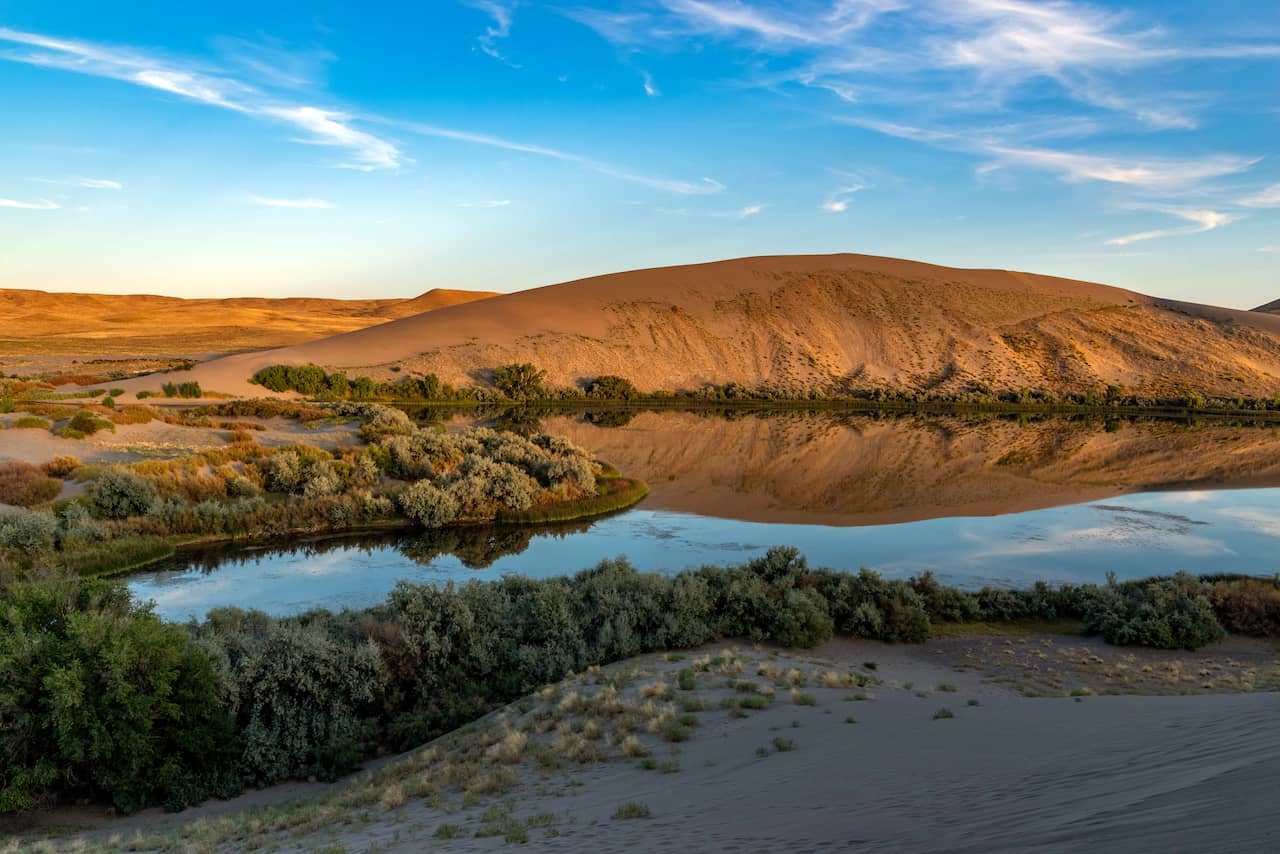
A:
16;633;1278;853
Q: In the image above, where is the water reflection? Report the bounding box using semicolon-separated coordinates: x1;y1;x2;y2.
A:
127;408;1280;620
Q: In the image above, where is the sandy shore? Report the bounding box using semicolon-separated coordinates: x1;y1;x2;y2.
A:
17;633;1277;853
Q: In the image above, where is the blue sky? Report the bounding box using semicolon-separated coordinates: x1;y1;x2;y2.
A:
1;1;1277;306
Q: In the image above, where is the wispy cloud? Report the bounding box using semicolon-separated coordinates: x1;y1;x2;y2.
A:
738;203;765;217
381;118;725;194
458;199;513;208
1105;207;1235;246
0;197;59;210
31;176;123;190
464;1;518;61
986;146;1258;190
641;70;659;96
1240;183;1280;208
0;26;404;171
821;181;865;212
249;196;334;209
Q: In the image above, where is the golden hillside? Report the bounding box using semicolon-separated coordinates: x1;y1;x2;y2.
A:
110;254;1280;399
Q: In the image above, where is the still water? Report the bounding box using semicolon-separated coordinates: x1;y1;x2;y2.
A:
128;409;1280;620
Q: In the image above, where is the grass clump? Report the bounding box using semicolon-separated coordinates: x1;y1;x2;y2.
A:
771;737;795;752
613;802;651;820
932;707;956;720
10;416;51;430
677;667;696;691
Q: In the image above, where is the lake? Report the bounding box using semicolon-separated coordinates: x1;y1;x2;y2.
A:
128;408;1280;620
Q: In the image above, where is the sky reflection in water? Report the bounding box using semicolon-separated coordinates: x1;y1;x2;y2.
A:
131;488;1280;621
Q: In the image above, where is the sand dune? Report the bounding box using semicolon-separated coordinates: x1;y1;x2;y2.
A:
113;254;1280;400
1253;297;1280;314
0;286;496;359
540;412;1280;525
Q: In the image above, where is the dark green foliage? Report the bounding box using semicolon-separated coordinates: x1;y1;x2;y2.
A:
0;572;234;813
62;410;115;438
586;375;638;400
1079;573;1225;649
162;382;202;399
492;363;546;400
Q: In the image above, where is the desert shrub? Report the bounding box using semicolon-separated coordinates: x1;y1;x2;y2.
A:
703;548;834;646
42;456;80;478
911;572;980;622
399;480;460;528
90;469;156;519
0;509;59;552
102;396;115;409
810;567;930;643
11;417;51;430
360;406;415;440
1079;574;1225;649
109;388;124;397
0;463;62;508
200;613;385;785
586;375;638;400
1209;578;1280;637
0;573;234;814
62;410;115;437
290;365;328;396
492;363;546;400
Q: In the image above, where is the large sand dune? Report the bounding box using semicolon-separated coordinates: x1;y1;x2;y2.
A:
111;254;1280;398
0;286;496;359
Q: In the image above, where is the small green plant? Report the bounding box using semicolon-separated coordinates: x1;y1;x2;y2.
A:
657;760;679;774
677;668;696;691
771;737;795;752
937;683;957;692
933;707;956;720
844;716;857;724
755;746;768;758
661;721;691;742
638;757;658;771
845;692;868;702
792;692;817;706
433;824;465;839
737;695;770;711
613;802;651;820
967;699;980;707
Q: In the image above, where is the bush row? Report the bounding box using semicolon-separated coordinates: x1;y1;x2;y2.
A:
2;546;1277;815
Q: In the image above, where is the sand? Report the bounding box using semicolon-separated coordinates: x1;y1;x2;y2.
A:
102;253;1280;401
20;635;1279;853
0;287;496;376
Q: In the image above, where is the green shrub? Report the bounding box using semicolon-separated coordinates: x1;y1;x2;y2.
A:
399;480;460;528
586;375;638;400
11;417;51;430
90;469;156;519
0;573;234;813
1080;573;1225;650
492;363;546;400
63;410;115;437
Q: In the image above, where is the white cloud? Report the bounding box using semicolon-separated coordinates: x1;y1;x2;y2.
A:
641;70;659;96
0;27;404;171
464;1;518;61
1105;207;1235;246
1259;246;1279;253
822;181;865;211
249;196;334;209
738;203;765;217
458;199;512;208
0;197;59;210
260;106;401;171
31;176;123;190
986;146;1258;190
1240;183;1280;208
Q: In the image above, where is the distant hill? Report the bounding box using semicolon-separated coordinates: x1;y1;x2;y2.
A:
0;287;497;358
1253;298;1280;314
109;253;1280;400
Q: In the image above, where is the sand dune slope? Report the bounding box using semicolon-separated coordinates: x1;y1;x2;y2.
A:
115;254;1280;398
0;287;496;357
